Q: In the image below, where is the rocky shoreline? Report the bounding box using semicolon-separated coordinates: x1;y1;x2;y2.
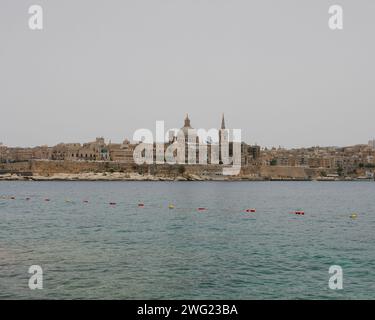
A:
0;172;215;181
0;172;371;182
0;172;266;181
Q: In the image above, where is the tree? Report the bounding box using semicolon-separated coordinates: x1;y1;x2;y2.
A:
337;166;344;176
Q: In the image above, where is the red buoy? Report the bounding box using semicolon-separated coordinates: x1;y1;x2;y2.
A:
244;208;256;213
197;207;206;211
138;203;144;207
294;211;304;215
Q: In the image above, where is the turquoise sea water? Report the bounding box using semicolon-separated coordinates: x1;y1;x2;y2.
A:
0;181;374;299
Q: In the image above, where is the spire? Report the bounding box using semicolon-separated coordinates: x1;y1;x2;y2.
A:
221;113;225;129
184;113;191;128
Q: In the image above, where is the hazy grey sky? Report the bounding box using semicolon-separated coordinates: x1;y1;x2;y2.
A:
0;0;374;148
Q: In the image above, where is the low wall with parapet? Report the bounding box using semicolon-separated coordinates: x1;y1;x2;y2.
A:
0;161;31;173
260;166;335;179
0;160;327;179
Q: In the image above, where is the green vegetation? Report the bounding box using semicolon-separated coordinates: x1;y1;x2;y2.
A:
358;163;374;168
337;166;344;176
270;159;277;166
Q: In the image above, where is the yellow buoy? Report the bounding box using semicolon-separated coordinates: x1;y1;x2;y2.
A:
168;204;175;209
350;213;357;219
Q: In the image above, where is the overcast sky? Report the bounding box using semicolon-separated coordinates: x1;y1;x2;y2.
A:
0;0;374;148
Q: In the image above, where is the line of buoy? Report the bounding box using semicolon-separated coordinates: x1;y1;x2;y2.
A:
0;196;362;219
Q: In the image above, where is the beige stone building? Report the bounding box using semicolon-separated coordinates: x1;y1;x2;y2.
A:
51;137;109;161
108;139;135;163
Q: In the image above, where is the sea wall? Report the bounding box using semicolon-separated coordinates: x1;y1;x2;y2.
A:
0;160;327;180
0;162;31;174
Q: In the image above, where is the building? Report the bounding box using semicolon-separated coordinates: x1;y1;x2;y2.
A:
51;138;109;161
170;113;259;166
108;139;135;163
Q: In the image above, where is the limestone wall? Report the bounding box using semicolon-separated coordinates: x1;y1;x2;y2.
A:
29;160;133;175
0;161;31;173
0;160;327;180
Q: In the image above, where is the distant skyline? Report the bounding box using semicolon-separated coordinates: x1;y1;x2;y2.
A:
1;0;374;148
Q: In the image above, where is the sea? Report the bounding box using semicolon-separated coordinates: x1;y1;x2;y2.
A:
0;181;374;299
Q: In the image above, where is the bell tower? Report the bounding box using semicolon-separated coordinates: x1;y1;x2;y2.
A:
184;113;191;128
